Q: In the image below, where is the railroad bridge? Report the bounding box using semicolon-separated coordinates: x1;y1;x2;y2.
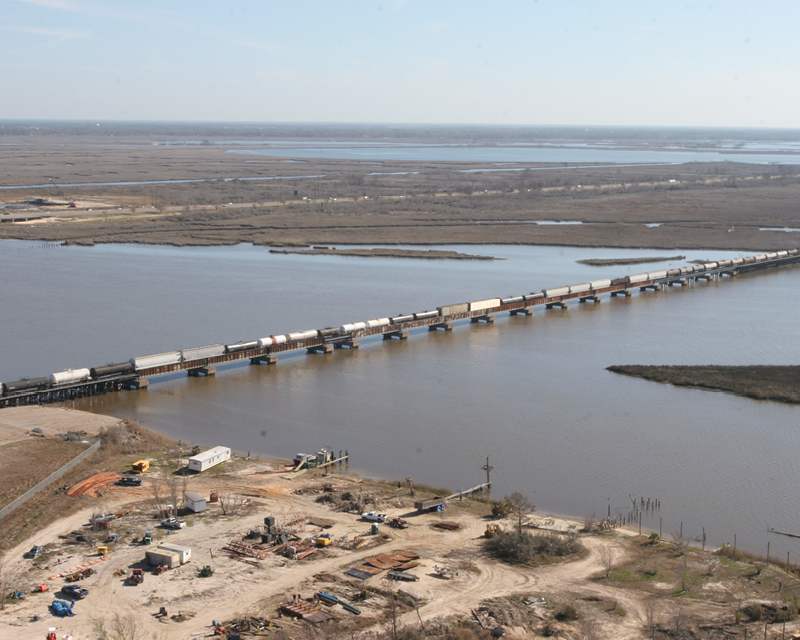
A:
2;250;798;408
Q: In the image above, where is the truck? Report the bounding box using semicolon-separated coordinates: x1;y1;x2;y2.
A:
160;518;186;530
414;496;446;513
361;511;387;523
131;460;149;473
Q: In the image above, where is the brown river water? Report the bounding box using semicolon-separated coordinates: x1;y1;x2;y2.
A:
2;240;799;557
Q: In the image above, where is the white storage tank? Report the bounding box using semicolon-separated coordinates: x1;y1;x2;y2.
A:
188;446;231;472
287;330;318;341
48;368;91;386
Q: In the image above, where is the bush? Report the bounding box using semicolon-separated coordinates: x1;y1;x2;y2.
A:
484;530;583;565
491;501;511;519
746;603;763;621
555;603;579;622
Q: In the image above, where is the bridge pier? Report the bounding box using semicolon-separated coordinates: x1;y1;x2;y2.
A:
639;285;660;291
695;275;712;281
383;331;409;340
470;315;495;323
668;279;688;287
334;340;360;349
509;308;532;316
611;289;631;297
429;323;453;331
188;367;216;377
720;270;738;277
307;344;334;354
123;379;148;390
546;301;568;309
250;355;278;365
579;295;601;303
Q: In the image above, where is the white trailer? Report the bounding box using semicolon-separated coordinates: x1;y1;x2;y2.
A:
188;446;231;472
157;543;192;564
184;492;207;513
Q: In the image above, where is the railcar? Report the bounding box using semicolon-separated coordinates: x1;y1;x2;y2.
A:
225;341;259;353
90;362;135;379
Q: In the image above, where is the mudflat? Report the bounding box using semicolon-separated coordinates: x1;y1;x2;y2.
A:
1;133;800;250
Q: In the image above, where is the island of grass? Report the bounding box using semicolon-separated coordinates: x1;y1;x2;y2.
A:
268;247;497;260
607;365;800;404
577;254;685;266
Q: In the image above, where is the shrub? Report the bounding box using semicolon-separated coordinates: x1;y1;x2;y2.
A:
484;530;583;565
555;603;579;622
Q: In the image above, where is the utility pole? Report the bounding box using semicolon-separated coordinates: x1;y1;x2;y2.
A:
482;456;493;486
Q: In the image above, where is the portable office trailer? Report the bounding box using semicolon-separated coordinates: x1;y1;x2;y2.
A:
157;543;192;564
184;492;207;513
145;549;180;569
187;446;231;472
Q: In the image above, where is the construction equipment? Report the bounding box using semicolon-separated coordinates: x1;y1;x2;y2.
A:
33;585;48;593
65;568;95;582
142;530;152;545
154;564;168;576
96;546;108;555
433;565;459;579
126;569;144;586
484;523;500;538
315;534;331;547
389;517;409;529
199;565;214;578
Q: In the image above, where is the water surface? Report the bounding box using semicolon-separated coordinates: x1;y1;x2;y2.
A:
2;241;799;558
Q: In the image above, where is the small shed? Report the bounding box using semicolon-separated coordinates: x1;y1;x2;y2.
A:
157;543;191;564
145;549;180;569
188;446;231;472
184;492;207;513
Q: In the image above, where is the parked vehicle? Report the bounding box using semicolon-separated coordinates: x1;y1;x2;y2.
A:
118;476;143;486
160;518;186;529
23;545;44;559
105;534;122;543
361;511;387;523
61;585;89;599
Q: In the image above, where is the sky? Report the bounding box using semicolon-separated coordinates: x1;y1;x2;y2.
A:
3;0;799;128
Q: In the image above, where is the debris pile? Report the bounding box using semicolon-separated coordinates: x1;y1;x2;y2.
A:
345;550;421;580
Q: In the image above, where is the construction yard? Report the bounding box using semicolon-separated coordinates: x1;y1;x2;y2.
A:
3;410;800;639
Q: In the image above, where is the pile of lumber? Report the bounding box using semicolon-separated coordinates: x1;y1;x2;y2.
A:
67;472;121;497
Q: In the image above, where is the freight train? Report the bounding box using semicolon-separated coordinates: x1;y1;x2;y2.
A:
1;250;796;399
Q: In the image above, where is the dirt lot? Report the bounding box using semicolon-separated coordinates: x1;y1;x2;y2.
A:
2;134;800;251
2;437;800;639
0;406;119;447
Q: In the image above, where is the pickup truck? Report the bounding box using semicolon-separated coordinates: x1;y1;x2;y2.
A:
360;511;388;523
160;518;186;529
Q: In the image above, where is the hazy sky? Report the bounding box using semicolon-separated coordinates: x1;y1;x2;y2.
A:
4;0;798;127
